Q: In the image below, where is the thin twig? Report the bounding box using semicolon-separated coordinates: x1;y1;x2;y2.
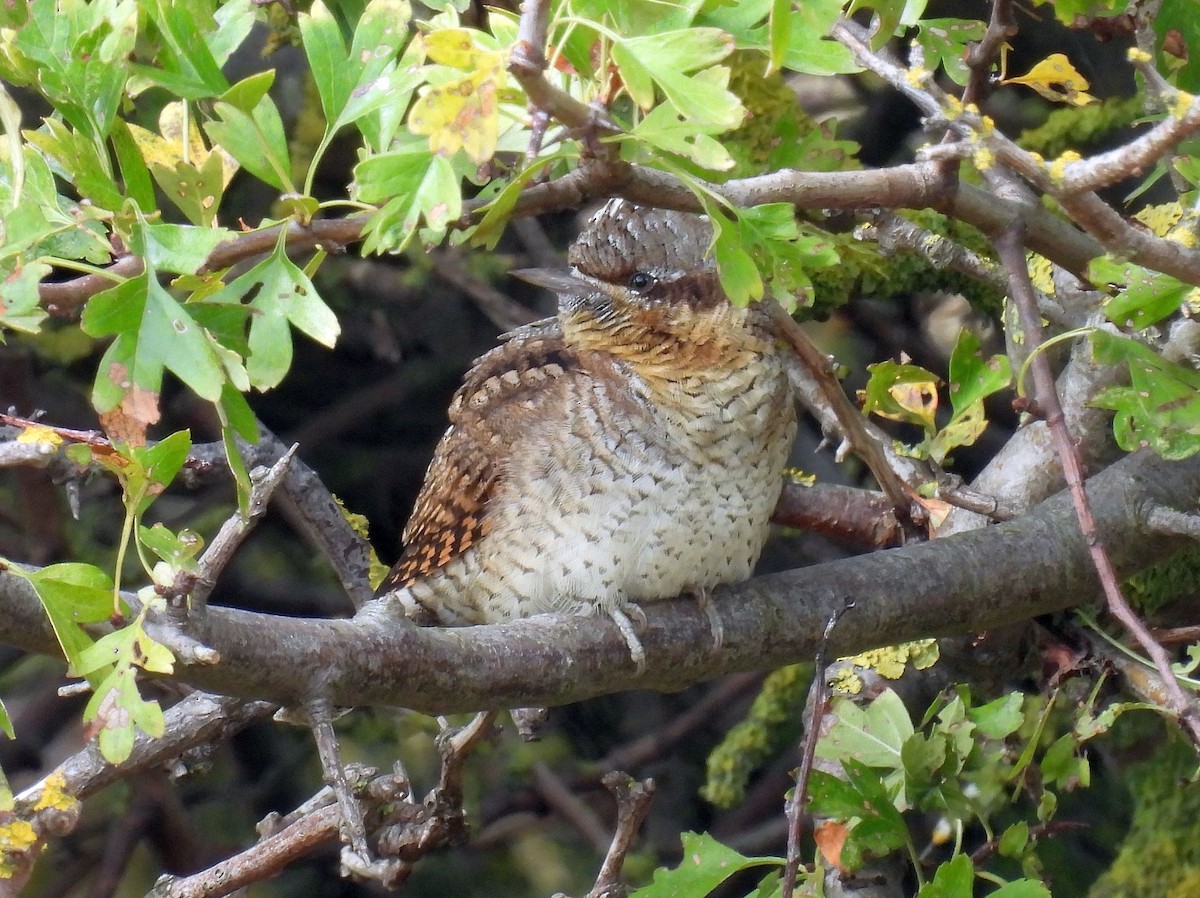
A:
832;17;1200;288
782;600;855;898
508;0;621;137
305;700;373;866
995;222;1200;748
765;302;920;531
173;446;297;615
586;773;655;898
961;0;1015;109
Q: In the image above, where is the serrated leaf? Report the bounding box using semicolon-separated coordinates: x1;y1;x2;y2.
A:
780;0;861;76
82;272;226;408
816;690;914;770
204;233;340;389
132;222;231;276
915;19;987;84
25;563;117;669
1092;256;1192;330
629;832;781;898
612;29;742;128
915;853;973;898
141;0;229;98
136;429;191;494
1090;330;1200;459
948;331;1011;415
408;58;505;164
148;152;226;227
205;97;293;192
356;143;461;253
630;104;735;170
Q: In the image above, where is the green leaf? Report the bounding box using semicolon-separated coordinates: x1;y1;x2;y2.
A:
220;70;276;114
142;0;229;98
816;690;914;770
861;360;940;432
0;260;51;335
915;19;987;85
780;0;860;76
1090;330;1200;459
948;331;1011;415
0;701;13;741
205;97;293;193
205;233;340;390
25;120;123;210
629;832;781;898
998;821;1030;858
136;429;191;495
355;142;461;253
300;0;359;124
139;522;203;567
809;760;908;870
82;272;226;409
968;692;1025;739
25;563;118;670
208;0;256;67
148;151;226;227
711;214;763;305
989;880;1052;898
84;665;166;763
110;118;156;212
1092;256;1193;330
768;0;790;72
131;222;232;276
611;29;743;128
630;104;735;171
1040;733;1089;789
916;853;973;898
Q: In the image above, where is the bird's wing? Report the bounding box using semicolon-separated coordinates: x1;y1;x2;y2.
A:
376;326;594;593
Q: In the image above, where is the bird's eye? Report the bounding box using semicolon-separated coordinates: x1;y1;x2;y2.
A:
628;271;654;293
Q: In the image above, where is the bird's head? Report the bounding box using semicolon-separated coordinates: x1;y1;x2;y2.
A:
514;201;765;370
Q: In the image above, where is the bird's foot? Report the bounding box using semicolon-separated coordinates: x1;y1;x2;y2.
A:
687;586;724;651
608;601;648;674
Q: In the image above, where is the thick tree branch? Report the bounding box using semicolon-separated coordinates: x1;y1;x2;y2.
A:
1;451;1195;713
37;161;1105;318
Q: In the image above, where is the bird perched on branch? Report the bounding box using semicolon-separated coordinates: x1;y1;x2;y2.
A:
375;199;797;670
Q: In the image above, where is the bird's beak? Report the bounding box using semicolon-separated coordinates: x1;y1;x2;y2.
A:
511;267;592;297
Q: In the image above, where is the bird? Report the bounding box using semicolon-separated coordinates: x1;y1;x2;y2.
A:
375;199;798;670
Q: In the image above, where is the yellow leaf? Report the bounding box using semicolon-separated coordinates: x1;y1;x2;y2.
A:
421;28;497;69
888;379;938;430
1003;53;1096;106
32;772;77;814
409;68;501;164
127;102;239;188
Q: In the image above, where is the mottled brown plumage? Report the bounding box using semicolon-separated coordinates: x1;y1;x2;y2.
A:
376;200;798;667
